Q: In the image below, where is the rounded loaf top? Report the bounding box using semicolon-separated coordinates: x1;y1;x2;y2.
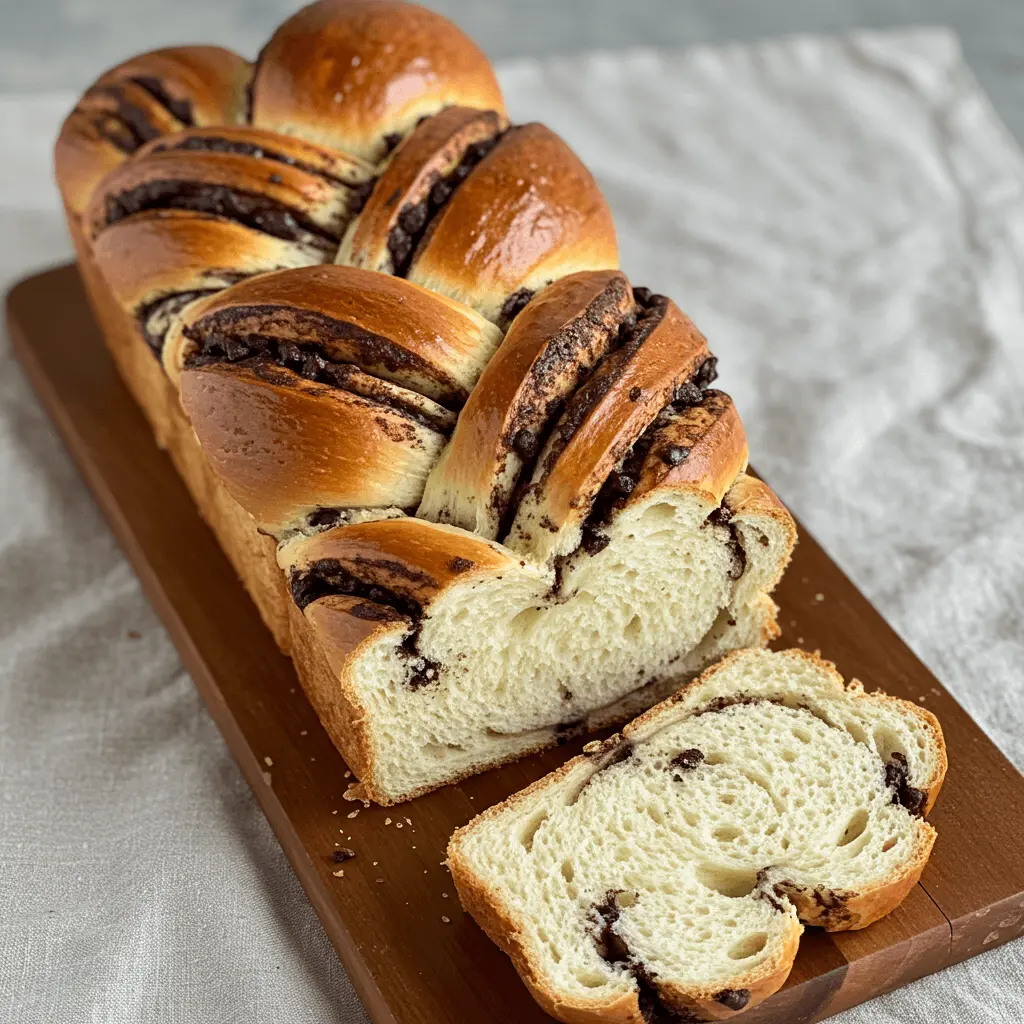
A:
249;0;507;163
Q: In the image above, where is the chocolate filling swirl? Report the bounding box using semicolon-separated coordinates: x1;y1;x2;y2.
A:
184;330;455;434
289;558;442;689
387;132;503;276
103;179;339;252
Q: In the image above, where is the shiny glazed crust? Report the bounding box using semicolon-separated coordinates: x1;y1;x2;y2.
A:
166;263;501;401
55;46;251;215
250;0;506;162
407;124;620;323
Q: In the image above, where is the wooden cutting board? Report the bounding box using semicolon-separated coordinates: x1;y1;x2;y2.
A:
8;263;1024;1024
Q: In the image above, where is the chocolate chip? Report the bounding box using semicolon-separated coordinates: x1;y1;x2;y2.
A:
715;988;751;1011
661;445;690;466
428;179;453;207
398;201;429;235
672;381;704;407
884;752;927;817
448;556;473;573
608;472;635;496
694;355;719;388
593;892;630;964
499;287;534;326
580;527;610;556
629;386;642;402
331;848;356;863
670;748;704;772
307;508;342;529
511;427;540;460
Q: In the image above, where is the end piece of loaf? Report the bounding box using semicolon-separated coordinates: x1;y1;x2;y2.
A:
280;467;794;805
448;649;946;1023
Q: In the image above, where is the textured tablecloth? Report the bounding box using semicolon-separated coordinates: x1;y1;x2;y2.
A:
2;26;1023;1024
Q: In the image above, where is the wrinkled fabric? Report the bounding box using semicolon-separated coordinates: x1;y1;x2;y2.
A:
1;27;1022;1024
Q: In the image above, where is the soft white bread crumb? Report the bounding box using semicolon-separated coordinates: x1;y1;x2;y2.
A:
283;471;794;804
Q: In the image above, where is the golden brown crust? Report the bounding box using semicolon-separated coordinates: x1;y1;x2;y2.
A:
68;218;293;649
418;270;633;537
167;263;500;402
769;824;937;932
289;594;404;784
55;46;251;217
179;361;448;535
94;45;251;127
55;91;181;219
90;209;323;325
280;516;516;602
408;123;619;323
340;105;509;273
250;0;505;163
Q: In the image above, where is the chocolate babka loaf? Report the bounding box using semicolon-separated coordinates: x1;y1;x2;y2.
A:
55;0;797;805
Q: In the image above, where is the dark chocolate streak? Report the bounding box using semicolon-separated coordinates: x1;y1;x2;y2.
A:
183;329;453;434
592;893;702;1022
715;989;751;1012
103;180;338;252
92;115;143;155
148;134;377;212
183;305;464;411
387;132;502;276
573;376;720;558
702;505;745;580
498;293;657;544
138;288;224;356
130;75;195;126
381;131;404;156
91;85;165;152
290;558;420;616
289;559;442;689
539;293;667;478
492;274;634;538
884;751;927;817
498;288;534;328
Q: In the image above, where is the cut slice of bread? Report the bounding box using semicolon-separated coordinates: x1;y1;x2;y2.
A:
448;649;946;1023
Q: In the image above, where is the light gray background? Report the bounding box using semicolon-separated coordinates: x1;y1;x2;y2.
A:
2;0;1024;146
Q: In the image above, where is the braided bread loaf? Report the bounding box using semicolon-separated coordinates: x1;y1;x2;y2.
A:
55;0;796;805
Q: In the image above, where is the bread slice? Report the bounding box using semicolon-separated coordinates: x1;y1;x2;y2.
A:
448;649;946;1023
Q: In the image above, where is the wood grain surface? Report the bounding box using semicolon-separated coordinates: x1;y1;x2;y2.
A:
8;263;1024;1024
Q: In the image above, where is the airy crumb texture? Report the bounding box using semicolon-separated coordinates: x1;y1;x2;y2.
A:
287;472;794;805
448;649;946;1023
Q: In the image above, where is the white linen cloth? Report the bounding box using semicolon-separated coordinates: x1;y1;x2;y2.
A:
2;27;1023;1024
